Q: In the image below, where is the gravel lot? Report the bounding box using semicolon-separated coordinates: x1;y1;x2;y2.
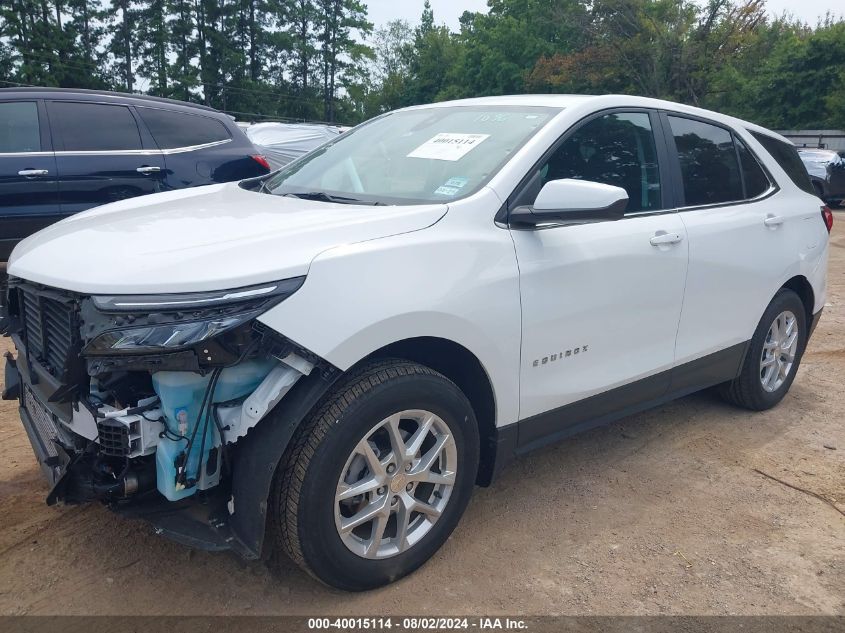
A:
0;219;842;616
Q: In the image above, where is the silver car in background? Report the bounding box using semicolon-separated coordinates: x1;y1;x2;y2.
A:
799;148;845;206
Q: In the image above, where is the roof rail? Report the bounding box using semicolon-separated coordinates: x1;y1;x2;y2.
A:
0;87;220;112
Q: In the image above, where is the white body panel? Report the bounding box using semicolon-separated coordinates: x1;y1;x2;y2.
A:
6;94;829;435
511;213;688;419
258;187;524;427
674;193;827;364
8;182;447;294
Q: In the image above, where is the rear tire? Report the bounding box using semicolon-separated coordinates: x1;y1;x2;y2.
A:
719;289;807;411
271;359;479;591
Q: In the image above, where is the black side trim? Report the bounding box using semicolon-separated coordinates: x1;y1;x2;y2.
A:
228;365;342;558
667;341;748;395
808;308;824;340
2;352;20;400
477;420;518;487
516;370;669;454
490;341;749;474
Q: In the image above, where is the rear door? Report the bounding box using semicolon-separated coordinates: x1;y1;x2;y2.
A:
0;100;59;260
134;106;244;187
46;100;166;214
662;113;801;382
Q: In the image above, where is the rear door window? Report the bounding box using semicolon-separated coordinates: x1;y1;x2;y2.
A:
0;101;41;152
750;131;815;195
48;101;143;151
668;116;743;206
137;108;231;149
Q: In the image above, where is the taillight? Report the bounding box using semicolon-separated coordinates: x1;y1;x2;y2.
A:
251;154;271;171
822;205;834;233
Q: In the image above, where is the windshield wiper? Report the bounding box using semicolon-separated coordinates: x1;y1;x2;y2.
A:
282;191;385;206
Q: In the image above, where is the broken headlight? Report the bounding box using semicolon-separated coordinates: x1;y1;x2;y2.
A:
82;278;304;354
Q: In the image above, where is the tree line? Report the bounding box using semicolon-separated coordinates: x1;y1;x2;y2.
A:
1;0;844;129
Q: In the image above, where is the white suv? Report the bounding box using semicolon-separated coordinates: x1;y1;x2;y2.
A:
1;95;831;590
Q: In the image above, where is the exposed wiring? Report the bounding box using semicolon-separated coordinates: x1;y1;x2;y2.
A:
176;368;221;489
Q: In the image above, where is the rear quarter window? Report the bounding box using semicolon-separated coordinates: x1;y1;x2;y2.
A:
749;131;815;195
137;107;231;150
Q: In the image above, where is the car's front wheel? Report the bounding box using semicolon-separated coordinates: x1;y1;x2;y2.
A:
271;359;479;590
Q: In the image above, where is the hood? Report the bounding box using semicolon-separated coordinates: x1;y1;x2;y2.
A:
8;183;448;294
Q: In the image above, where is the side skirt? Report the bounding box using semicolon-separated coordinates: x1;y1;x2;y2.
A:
486;341;749;480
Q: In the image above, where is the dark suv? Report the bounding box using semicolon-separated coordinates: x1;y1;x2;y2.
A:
0;88;270;260
798;148;845;207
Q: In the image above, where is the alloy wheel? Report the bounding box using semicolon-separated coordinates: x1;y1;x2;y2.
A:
759;310;799;393
334;409;458;559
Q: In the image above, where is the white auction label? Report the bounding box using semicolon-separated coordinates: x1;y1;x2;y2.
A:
407;133;491;161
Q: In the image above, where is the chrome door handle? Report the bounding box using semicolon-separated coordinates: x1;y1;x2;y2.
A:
136;166;161;174
764;215;784;227
650;232;684;246
18;169;49;177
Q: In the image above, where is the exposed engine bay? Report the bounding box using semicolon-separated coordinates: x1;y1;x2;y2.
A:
0;275;328;551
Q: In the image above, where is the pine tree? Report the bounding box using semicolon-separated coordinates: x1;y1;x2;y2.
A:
136;0;169;95
315;0;371;121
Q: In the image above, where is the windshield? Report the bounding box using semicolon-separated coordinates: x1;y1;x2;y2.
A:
263;105;560;205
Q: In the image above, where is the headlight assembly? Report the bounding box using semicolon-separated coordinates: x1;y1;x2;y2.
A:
82;277;304;355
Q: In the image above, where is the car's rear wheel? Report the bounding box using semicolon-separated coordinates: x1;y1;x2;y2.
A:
271;359;479;590
719;289;807;411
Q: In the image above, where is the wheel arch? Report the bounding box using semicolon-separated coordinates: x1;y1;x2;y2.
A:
362;336;501;487
228;335;506;558
781;274;815;326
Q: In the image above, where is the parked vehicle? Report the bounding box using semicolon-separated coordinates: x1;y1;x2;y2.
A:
244;122;346;169
798;148;845;206
1;95;831;591
0;88;270;260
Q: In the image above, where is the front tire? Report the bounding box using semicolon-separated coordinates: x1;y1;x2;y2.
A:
719;289;807;411
271;359;479;590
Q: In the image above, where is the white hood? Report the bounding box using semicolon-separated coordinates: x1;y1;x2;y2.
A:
8;183;448;294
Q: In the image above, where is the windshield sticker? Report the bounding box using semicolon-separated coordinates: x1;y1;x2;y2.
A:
407;133;491;162
444;177;469;188
434;185;461;196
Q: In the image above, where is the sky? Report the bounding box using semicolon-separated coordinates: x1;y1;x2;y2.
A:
365;0;844;32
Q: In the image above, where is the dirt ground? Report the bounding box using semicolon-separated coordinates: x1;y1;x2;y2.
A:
0;222;842;617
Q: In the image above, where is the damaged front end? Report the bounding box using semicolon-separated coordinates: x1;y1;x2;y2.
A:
1;275;329;556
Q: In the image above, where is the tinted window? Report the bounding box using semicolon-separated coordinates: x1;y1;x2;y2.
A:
736;136;770;198
669;116;742;206
49;101;142;151
750;131;815;195
137;108;230;149
528;112;662;212
0;102;41;152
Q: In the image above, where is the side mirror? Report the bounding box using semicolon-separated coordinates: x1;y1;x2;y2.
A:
510;179;629;228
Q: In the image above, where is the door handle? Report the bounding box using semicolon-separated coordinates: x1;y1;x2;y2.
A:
649;232;684;246
136;166;162;174
764;214;784;227
18;169;49;177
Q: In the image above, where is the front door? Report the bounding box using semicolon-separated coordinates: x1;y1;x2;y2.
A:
509;110;688;446
0;100;59;260
46;100;166;214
